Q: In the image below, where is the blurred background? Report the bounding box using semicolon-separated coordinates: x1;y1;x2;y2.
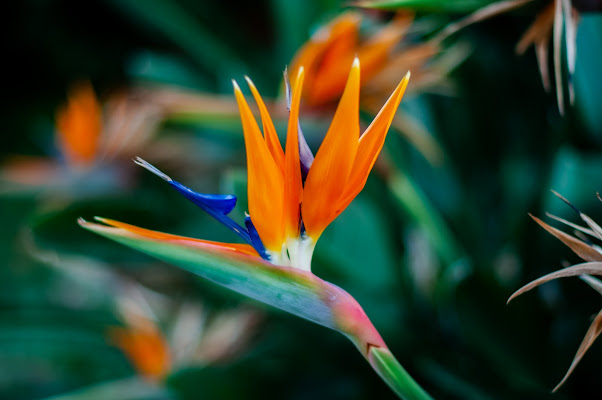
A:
2;0;602;399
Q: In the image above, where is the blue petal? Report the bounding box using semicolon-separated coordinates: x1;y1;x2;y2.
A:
167;183;237;215
134;157;251;244
245;215;270;260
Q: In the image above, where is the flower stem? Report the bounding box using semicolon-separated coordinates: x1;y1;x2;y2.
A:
368;346;433;400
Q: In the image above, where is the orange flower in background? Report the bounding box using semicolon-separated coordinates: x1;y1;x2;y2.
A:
110;324;172;380
289;11;463;164
0;81;184;193
289;11;452;108
55;81;103;168
109;290;261;381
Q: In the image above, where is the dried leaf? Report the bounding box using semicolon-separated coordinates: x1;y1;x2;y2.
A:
434;0;533;43
580;275;602;296
553;308;602;392
561;0;577;104
529;214;602;262
551;190;602;241
516;3;555;54
545;212;598;239
508;261;602;303
580;213;602;242
553;0;565;114
535;38;552;91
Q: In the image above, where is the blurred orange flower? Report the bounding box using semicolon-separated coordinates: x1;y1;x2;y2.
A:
289;11;465;163
55;81;103;168
110;289;261;381
289;12;449;108
110;325;171;380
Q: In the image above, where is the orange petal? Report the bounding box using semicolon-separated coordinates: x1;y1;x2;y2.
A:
245;77;285;170
302;59;361;240
283;68;305;238
233;82;285;251
110;326;171;380
95;217;259;257
338;72;410;211
55;81;102;167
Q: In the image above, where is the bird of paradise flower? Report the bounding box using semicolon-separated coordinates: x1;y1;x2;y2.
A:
509;191;602;391
80;59;432;399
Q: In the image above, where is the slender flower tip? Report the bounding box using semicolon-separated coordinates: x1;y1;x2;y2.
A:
133;157;172;182
79;216;118;228
284;67;292;111
398;71;411;92
243;75;256;89
352;56;360;69
232;79;241;92
284;66;305;111
551;189;581;214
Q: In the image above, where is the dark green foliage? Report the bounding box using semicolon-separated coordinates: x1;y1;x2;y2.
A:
2;0;602;399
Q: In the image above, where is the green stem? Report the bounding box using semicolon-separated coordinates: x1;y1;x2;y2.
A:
368;346;433;400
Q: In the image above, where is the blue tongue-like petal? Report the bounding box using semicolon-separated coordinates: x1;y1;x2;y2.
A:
134;157;251;244
169;185;237;215
244;215;269;260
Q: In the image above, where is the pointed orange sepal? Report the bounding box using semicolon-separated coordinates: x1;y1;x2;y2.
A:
338;72;410;210
95;217;259;257
302;59;361;240
283;68;305;239
233;82;285;252
245;77;285;170
55;81;102;167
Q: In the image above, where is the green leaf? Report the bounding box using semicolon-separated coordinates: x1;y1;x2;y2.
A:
354;0;499;12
